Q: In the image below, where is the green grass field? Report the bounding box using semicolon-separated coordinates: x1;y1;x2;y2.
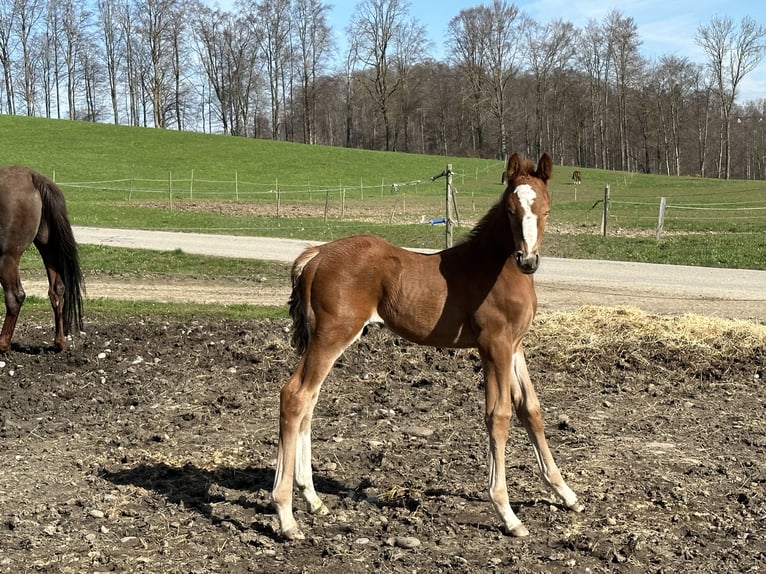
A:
3;114;765;270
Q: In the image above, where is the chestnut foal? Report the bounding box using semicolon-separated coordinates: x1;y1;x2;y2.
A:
273;153;582;539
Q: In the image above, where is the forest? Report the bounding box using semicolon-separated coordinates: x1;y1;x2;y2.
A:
1;0;765;179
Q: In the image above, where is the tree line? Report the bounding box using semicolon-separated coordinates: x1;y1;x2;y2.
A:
2;0;765;179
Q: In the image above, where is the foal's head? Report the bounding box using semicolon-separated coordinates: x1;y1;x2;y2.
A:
503;153;552;274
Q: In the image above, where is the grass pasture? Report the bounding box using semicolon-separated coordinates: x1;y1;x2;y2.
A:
2;114;765;269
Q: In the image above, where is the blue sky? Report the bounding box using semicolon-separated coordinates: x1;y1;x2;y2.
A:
210;0;765;103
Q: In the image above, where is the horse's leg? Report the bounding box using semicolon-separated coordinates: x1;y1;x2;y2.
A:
479;341;529;536
0;254;25;352
44;266;67;351
35;243;68;351
512;349;583;512
273;320;364;540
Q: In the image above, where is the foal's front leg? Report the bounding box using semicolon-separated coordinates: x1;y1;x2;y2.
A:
512;350;583;513
481;346;530;536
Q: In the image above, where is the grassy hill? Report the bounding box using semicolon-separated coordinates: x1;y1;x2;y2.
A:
3;114;764;269
0;114;500;187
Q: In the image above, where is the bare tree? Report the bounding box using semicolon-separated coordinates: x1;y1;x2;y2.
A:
578;18;611;168
650;55;698;175
525;18;575;159
242;0;292;140
449;1;525;158
293;0;332;144
133;0;182;128
167;0;191;130
482;0;525;157
604;10;642;172
59;0;91;120
97;0;123;124
391;16;428;151
16;0;43;115
0;0;19;114
350;0;418;151
448;7;488;154
193;4;260;135
696;15;766;178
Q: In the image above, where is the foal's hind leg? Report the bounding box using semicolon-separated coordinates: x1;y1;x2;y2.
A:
0;255;25;352
273;321;364;540
511;349;583;512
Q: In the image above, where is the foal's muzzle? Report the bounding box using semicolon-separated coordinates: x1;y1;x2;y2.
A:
515;251;540;274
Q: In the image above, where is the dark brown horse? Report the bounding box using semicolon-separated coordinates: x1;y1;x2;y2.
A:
273;153;583;540
0;166;84;352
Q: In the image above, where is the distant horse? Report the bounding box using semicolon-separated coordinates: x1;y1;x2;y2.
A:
0;166;84;352
273;153;583;540
572;170;582;184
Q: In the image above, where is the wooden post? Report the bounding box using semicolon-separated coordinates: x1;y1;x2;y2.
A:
276;177;281;217
168;170;173;209
600;184;610;237
190;169;194;199
656;197;667;242
445;164;453;248
235;170;239;201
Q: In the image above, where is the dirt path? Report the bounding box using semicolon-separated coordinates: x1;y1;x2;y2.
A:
17;226;766;320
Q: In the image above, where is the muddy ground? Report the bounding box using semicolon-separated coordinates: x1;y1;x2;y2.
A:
0;305;764;574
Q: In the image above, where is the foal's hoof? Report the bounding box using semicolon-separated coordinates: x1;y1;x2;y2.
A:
507;523;530;537
282;526;306;541
309;501;329;516
567;499;585;513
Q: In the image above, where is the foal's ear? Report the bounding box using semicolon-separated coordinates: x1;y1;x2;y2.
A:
536;153;552;182
505;153;521;181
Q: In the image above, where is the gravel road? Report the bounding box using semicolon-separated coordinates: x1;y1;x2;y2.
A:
22;226;766;321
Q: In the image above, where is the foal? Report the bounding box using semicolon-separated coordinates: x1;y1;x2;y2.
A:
273;153;583;540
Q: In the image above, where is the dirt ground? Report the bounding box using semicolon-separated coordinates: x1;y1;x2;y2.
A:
0;298;764;573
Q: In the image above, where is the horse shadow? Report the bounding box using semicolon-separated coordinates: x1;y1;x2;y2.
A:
100;463;555;539
99;462;348;540
8;342;62;355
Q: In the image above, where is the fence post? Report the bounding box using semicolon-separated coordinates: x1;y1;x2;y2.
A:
276;177;281;217
656;197;667;242
235;170;239;201
168;170;173;209
445;164;454;248
600;184;610;237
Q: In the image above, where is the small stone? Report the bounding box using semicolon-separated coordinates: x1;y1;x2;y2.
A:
402;426;434;438
89;509;105;519
394;536;421;549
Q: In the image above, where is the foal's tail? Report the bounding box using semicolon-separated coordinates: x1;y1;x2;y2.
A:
32;171;85;335
288;247;320;355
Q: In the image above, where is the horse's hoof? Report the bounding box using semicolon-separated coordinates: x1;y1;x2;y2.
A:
282;526;306;541
507;523;530;537
309;501;329;516
567;500;585;513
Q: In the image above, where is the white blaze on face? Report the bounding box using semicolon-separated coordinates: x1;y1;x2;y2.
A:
514;184;538;251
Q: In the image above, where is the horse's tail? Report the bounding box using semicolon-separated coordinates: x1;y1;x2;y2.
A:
288;247;320;355
32;171;85;335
